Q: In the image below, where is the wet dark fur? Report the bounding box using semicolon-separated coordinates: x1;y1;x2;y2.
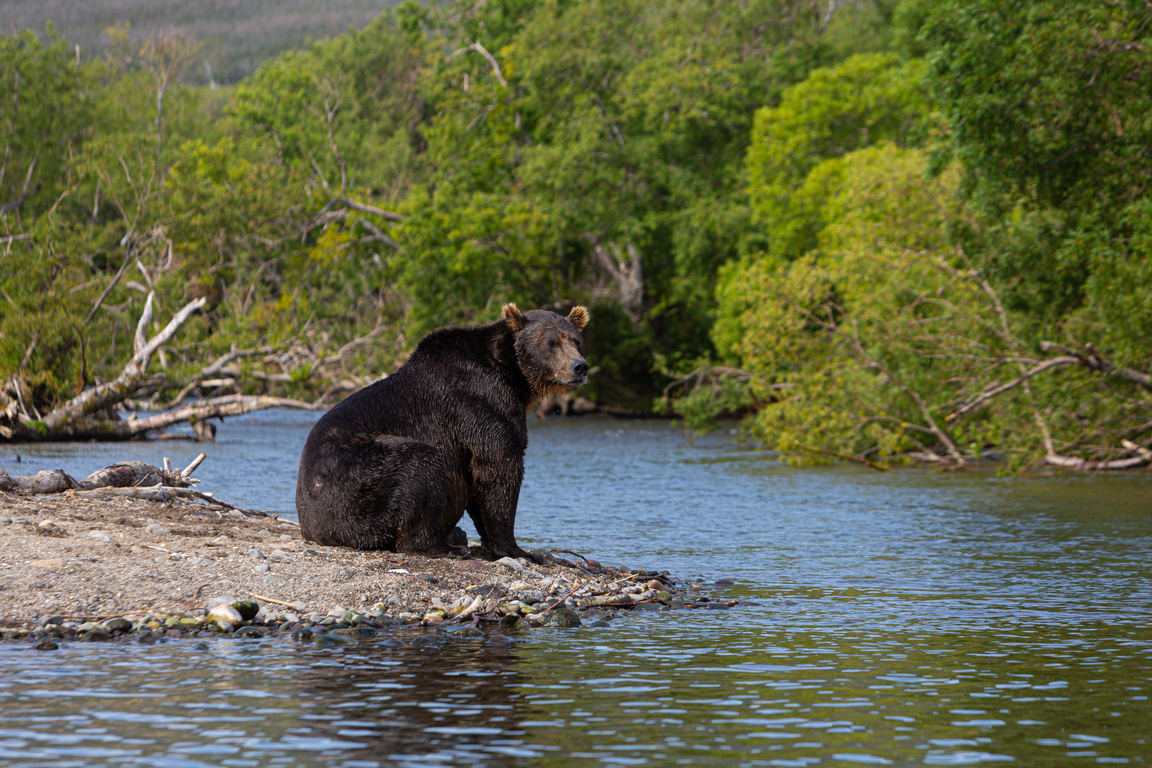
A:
295;305;588;558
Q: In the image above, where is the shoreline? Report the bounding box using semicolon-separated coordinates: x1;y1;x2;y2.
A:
0;490;732;648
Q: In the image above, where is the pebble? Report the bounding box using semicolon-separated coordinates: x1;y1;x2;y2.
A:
236;626;264;638
487;633;514;645
232;600;260;621
0;517;12;524
280;534;293;541
269;549;291;560
316;634;349;648
40;615;64;627
247;548;267;560
714;578;735;588
137;632;159;645
541;606;582;628
255;563;270;573
496;557;527;574
215;620;235;633
108;617;133;635
33;638;59;651
208;603;242;624
88;530;115;543
146;524;169;535
192;642;210;650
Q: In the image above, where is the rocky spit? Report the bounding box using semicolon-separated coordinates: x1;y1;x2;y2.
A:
0;491;735;649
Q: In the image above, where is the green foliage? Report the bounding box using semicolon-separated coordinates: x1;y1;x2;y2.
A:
707;0;1152;469
747;53;934;260
3;0;1148;469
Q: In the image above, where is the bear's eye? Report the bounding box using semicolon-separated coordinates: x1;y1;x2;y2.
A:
549;339;559;349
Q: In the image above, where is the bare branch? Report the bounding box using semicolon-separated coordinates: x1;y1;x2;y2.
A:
447;41;509;88
1040;341;1152;390
947;357;1081;421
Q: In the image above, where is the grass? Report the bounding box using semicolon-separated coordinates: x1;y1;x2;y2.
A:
1;0;404;84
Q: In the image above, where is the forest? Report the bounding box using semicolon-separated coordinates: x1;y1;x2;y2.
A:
1;0;1150;471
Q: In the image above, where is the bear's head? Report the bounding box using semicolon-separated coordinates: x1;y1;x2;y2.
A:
502;303;590;405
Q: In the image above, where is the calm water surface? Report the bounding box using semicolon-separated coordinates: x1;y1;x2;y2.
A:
1;412;1150;766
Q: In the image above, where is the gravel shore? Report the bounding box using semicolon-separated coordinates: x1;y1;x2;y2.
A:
0;490;726;646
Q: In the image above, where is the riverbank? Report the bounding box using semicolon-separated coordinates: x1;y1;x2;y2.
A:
0;490;727;647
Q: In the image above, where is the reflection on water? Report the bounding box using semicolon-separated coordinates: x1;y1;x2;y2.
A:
1;416;1150;765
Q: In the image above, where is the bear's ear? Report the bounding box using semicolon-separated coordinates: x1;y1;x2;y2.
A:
502;303;526;332
567;305;589;332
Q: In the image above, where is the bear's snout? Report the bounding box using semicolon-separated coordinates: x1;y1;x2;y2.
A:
571;358;589;381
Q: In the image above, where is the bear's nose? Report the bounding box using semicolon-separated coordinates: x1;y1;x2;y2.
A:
572;359;589;378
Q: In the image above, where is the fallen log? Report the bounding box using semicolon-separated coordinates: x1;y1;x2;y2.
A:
0;454;262;515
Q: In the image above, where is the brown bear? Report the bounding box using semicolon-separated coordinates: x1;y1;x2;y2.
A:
295;303;590;560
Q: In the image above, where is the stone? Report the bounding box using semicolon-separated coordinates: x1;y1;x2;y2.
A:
634;602;662;612
586;619;611;628
280;534;293;541
575;594;631;608
206;596;237;610
30;558;64;569
0;517;11;524
216;621;235;633
208;603;243;624
450;626;484;638
192;642;210;650
541;606;582;628
165;629;182;639
316;634;349;648
332;627;376;639
269;549;291;560
646;580;664;591
39;625;63;639
232;600;260;621
137;632;159;645
487;633;514;645
33;638;59;651
40;614;65;627
236;626;265;638
496;556;525;574
714;578;735;588
88;530;118;546
247;548;267;560
655;591;672;603
327;604;348;617
282;612;301;624
292;627;316;642
146;524;169;535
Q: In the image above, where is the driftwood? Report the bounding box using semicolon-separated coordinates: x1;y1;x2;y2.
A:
0;453;262;514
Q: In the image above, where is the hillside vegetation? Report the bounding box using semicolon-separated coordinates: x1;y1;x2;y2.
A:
1;0;1150;470
0;0;397;84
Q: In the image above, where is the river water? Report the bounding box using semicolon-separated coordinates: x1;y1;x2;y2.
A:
1;411;1150;766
